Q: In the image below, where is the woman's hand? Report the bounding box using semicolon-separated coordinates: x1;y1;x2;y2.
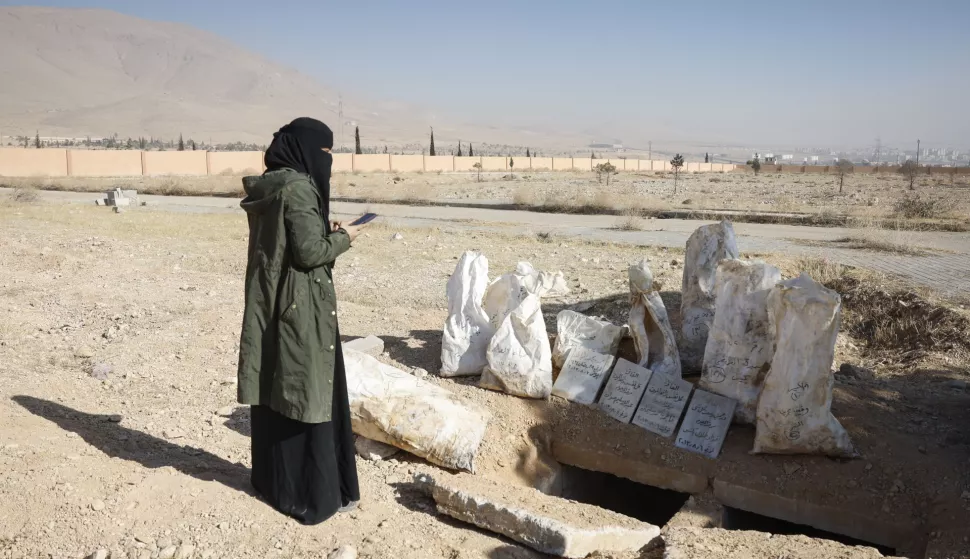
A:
341;222;369;243
331;220;342;232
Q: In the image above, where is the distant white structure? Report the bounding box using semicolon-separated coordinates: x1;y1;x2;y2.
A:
781;154;794;161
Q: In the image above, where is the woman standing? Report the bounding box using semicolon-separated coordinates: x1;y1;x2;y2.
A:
237;117;369;524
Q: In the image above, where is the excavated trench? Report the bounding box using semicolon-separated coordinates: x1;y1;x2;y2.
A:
557;463;907;557
558;464;691;526
722;506;897;556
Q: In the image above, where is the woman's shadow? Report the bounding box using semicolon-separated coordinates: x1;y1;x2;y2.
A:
11;395;252;493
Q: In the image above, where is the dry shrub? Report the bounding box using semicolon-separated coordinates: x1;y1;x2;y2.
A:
893;195;944;219
794;257;970;360
615;213;645;231
9;187;40;204
513;186;539;206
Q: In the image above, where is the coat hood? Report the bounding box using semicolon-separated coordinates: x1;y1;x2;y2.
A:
240;169;297;215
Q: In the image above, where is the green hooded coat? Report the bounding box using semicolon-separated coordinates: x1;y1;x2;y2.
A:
237;168;352;423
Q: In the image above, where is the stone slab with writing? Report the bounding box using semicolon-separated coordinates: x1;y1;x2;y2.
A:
675;389;737;459
631;372;693;437
551;347;616;405
598;358;652;424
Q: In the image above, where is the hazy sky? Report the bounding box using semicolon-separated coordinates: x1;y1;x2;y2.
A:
5;0;969;149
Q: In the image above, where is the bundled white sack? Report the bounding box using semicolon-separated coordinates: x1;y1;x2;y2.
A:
753;274;856;458
552;310;625;370
680;220;739;371
440;251;494;377
699;260;781;424
482;262;568;330
629;259;682;378
344;348;491;472
481;294;553;399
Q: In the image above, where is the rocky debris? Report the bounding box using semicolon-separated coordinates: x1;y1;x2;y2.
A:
390;233;404;241
663;526;889;559
216;406;236;417
417;472;659;558
75;345;95;359
945;379;968;390
87;550;109;559
108;414;123;423
90;500;106;511
175;544;196;559
90;362;113;381
355;436;400;461
343;335;385;357
328;545;358;559
158;545;178;559
411;367;430;379
839;363;875;381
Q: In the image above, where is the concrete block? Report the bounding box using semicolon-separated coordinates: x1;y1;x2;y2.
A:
344;335;384;357
418;472;659;558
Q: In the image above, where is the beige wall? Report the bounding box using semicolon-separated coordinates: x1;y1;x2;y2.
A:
531;157;553;171
353;154;390;173
552;157;573;171
0;149;769;177
143;151;207;176
70;150;143;177
208;151;264;175
454;156;482;172
0;148;68;177
332;154;353;172
480;156;507;171
424;155;454;172
390;154;423;173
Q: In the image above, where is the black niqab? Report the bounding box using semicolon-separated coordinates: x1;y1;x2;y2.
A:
264;117;335;222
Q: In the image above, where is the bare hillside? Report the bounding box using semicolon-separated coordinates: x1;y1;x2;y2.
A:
0;6;572;148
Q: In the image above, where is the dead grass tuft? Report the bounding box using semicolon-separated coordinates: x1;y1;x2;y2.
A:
792;257;970;360
8;187;40;204
893;195;944;219
615;212;645;231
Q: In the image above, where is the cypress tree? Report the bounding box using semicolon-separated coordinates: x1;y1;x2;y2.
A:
429;128;436;156
457;141;463;157
34;131;41;149
526;148;531;157
469;143;473;157
354;127;362;155
178;134;185;151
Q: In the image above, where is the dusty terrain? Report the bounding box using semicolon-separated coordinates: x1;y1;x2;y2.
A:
8;170;968;231
1;195;968;559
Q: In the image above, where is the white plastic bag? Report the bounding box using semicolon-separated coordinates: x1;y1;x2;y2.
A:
753;274;856;457
680;221;739;371
440;251;494;377
699;260;781;424
344;349;491;472
629;259;682;378
552;310;625;370
482;262;568;330
481;294;553;399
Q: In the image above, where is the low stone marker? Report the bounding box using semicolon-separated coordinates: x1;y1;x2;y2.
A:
632;371;693;437
675;389;737;459
343;335;384;357
417;472;660;558
598;358;651;424
551;346;616;405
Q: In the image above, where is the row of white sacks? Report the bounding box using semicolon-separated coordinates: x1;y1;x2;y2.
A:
439;220;855;458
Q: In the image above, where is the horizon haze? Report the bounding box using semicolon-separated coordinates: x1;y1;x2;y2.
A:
1;0;968;155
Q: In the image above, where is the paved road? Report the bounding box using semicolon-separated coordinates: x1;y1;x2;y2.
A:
9;188;970;297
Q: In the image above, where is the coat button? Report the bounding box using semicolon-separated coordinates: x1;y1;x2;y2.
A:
329;345;334;351
291;304;297;309
315;278;321;284
328;379;332;384
331;311;336;316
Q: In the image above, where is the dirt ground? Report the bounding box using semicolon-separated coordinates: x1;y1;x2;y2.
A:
5;170;969;228
0;197;968;559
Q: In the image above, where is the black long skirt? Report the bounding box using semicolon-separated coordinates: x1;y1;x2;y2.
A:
250;338;360;525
